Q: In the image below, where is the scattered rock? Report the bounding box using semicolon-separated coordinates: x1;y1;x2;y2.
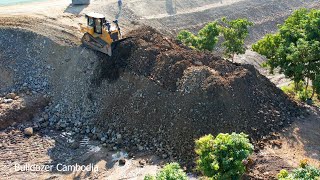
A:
4;99;13;103
24;127;33;136
43;114;49;121
271;140;282;148
119;158;126;165
5;93;16;99
138;145;144;151
70;142;80;149
101;137;106;142
162;154;168;159
139;160;146;167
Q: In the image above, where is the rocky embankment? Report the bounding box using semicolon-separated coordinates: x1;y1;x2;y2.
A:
0;26;300;167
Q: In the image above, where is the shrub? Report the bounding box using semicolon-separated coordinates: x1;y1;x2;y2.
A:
177;21;220;51
299;159;309;169
144;175;156;180
297;89;312;101
281;84;297;97
177;30;198;49
277;165;320;180
195;132;254;179
280;82;315;103
277;160;320;180
277;169;289;179
144;162;188;180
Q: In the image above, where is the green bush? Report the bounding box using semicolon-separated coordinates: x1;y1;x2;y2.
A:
277;165;320;180
195;133;254;180
177;30;198;49
144;175;156;180
144;162;188;180
297;89;312;101
281;84;297;97
177;21;220;51
277;169;289;179
280;82;314;102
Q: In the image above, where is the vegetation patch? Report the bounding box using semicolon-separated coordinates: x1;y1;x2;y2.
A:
277;160;320;180
281;82;320;106
253;8;320;102
177;17;253;62
195;133;253;180
144;163;188;180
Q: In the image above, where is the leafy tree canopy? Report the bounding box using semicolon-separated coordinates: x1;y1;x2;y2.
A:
177;18;252;60
220;18;253;61
177;21;220;51
252;8;320;99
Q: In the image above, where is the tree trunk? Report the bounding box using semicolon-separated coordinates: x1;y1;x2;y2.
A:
305;78;309;98
311;84;316;99
294;81;299;93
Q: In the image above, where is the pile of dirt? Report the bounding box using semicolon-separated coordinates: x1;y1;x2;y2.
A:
0;25;300;167
88;26;300;165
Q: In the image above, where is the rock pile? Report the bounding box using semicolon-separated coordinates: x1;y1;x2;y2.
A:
0;26;300;166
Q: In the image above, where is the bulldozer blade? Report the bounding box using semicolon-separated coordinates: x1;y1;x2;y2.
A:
111;37;132;51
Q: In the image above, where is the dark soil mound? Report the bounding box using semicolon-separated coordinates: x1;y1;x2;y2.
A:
91;26;299;165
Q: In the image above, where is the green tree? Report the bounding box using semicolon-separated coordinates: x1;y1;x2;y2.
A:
177;21;220;51
251;33;281;73
220;18;253;62
177;18;252;62
195;132;254;180
252;8;320;100
196;21;220;51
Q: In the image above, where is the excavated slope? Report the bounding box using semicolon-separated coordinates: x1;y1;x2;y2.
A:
92;27;299;163
0;26;299;165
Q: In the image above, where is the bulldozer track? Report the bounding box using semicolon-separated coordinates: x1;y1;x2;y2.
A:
81;32;112;55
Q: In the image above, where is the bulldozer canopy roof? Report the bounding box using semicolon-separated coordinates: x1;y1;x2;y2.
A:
85;12;105;19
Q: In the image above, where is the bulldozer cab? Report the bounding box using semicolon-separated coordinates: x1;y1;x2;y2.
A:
86;12;105;34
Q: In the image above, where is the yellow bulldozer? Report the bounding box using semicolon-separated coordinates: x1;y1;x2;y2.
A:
80;12;124;56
